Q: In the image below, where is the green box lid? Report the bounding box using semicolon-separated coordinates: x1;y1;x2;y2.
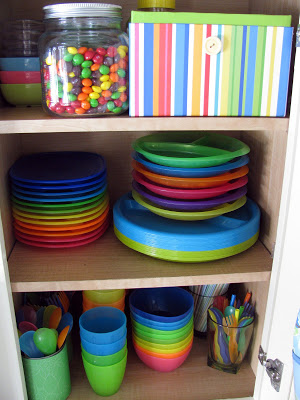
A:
130;11;292;27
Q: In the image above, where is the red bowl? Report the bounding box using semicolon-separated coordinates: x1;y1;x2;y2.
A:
0;70;41;84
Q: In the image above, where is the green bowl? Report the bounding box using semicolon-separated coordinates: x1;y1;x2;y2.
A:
0;83;42;106
131;317;194;338
133;324;193;344
82;350;127;396
81;340;127;366
83;289;125;304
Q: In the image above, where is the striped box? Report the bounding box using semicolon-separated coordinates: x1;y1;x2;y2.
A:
129;23;293;117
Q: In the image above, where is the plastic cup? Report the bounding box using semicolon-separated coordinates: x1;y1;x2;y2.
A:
293;350;300;399
82;350;127;396
81;331;127;356
82;291;125;310
79;306;126;344
81;340;127;366
83;289;125;304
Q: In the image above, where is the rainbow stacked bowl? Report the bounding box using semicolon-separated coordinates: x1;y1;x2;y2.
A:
80;307;127;396
10;152;110;248
130;287;194;372
114;132;261;262
82;289;126;313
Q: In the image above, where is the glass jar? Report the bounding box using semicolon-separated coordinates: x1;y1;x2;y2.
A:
39;3;129;117
137;0;175;11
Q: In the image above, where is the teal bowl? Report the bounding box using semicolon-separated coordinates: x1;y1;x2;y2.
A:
81;340;127;366
0;83;42;105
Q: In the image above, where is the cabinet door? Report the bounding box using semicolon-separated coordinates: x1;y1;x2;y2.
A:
254;33;300;400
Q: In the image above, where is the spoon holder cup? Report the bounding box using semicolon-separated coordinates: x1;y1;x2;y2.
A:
207;311;254;374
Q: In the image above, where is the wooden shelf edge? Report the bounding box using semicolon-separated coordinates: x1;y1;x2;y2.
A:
69;335;255;400
8;228;272;293
0;107;289;133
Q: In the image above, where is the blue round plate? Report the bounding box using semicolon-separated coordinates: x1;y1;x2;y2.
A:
12;185;107;203
11;171;107;190
9;152;106;184
113;192;260;251
132;180;248;211
132;152;249;178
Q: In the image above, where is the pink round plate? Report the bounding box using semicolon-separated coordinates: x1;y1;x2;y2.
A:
132;170;248;200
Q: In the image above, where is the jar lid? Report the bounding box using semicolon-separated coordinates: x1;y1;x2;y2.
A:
43;3;122;19
137;0;175;9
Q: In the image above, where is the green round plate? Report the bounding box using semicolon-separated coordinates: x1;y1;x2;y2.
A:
11;191;107;210
114;226;259;262
132;132;250;168
132;189;247;221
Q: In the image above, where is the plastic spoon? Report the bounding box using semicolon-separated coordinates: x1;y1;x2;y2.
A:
209;308;230;365
224;294;236;318
57;312;73;334
36;307;45;328
48;307;62;330
19;321;38;334
33;328;57;356
43;305;58;328
19;331;44;358
57;325;69;349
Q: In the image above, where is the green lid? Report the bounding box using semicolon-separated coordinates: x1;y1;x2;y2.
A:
137;0;175;9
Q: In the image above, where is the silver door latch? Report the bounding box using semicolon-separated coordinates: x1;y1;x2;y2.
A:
258;345;284;392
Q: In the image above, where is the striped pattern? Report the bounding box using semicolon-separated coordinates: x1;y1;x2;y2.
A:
129;23;293;117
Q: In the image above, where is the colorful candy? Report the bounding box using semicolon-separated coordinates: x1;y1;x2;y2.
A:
42;44;129;116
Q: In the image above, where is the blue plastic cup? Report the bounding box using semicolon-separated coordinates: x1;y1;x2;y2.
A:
293;350;300;399
81;331;127;356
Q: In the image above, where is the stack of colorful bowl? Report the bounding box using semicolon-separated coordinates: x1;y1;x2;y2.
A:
10;152;110;249
130;287;194;372
114;132;261;262
82;289;126;313
80;307;127;396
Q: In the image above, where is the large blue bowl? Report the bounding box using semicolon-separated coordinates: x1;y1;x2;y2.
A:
79;307;127;345
81;331;127;356
130;310;193;331
129;288;194;323
0;57;40;71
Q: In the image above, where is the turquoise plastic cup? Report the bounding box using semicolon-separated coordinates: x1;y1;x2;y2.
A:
81;340;127;366
82;350;128;396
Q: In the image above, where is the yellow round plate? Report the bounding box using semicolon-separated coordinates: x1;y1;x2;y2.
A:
132;189;246;221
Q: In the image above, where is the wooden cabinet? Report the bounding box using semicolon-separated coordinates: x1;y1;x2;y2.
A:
0;1;299;399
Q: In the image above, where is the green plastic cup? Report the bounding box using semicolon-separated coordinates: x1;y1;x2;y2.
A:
22;343;71;400
81;340;127;366
82;350;127;396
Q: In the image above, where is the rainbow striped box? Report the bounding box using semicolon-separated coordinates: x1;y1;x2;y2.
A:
129;23;293;117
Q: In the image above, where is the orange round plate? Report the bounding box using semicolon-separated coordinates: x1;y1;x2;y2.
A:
132;160;249;189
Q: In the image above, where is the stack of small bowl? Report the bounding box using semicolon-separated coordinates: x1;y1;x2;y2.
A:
82;289;126;313
130;287;194;372
0;20;44;106
80;307;128;397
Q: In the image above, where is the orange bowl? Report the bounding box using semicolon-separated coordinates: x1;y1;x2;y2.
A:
132;336;193;359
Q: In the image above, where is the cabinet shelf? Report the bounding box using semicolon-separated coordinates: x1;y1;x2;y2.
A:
69;336;255;400
0;107;289;134
8;226;272;292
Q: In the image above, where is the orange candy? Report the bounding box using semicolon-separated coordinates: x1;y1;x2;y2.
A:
78;47;88;54
118;59;127;69
81;100;91;110
102;90;112;98
110;63;119;73
91;63;100;71
82;86;93;94
82;78;92;87
75;107;86;114
109;72;119;83
78;92;88;101
119;92;127;102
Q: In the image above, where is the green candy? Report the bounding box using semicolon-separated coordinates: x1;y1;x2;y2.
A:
58;91;64;98
117;69;126;78
72;53;84;66
90;98;98;108
68;93;77;102
112;107;122;113
99;65;110;75
63;53;73;62
111;92;121;100
57;82;63;91
81;68;92;78
107;101;115;111
81;60;93;68
46;82;51;89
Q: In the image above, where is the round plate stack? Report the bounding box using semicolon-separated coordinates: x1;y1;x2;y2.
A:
10;152;110;248
113;132;261;262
